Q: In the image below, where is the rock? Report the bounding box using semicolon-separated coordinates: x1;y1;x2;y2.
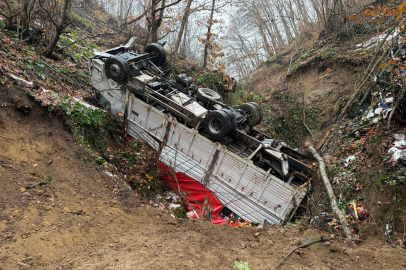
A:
20;188;26;192
22;192;31;196
22;257;33;265
17;262;31;269
109;244;115;247
300;232;313;246
62;207;71;213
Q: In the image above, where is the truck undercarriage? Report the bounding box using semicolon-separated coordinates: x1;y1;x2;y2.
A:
90;38;315;224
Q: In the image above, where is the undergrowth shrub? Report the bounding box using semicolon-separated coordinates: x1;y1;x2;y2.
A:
58;97;118;156
109;140;164;198
237;87;318;147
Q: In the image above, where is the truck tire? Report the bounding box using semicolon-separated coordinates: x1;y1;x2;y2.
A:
204;110;234;141
105;56;130;82
239;102;263;126
145;43;167;66
222;109;237;135
196;88;221;104
249;102;264;124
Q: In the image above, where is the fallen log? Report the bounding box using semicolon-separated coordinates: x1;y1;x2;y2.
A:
305;142;352;238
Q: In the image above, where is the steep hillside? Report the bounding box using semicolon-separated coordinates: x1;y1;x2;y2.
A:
1;2;406;269
1;89;405;269
236;1;406;241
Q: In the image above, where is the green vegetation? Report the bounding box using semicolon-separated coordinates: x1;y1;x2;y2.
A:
58;97;117;157
46;175;53;184
237;86;317;147
109;140;163;198
234;261;249;270
170;204;187;219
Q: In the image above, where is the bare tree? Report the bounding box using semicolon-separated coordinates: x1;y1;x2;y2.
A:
146;0;182;44
202;0;215;68
37;0;73;58
0;0;19;31
174;0;193;54
21;0;36;37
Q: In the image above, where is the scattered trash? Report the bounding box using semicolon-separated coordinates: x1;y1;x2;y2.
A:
344;156;356;167
152;191;186;219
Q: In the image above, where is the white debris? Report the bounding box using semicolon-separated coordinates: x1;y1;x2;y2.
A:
375;107;384;114
394;134;405;140
344;156;356;167
355;30;399;51
388;147;406;161
104;171;115;177
72;97;102;111
384;97;394;104
9;74;34;87
394;140;406;147
365;109;374;119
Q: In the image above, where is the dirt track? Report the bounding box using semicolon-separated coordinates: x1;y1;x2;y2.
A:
1;85;406;270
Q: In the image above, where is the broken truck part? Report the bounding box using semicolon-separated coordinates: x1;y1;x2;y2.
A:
90;38;314;224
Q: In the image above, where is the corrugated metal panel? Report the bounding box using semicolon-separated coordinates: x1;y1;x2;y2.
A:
122;90;306;224
128;95;168;141
166;123;217;171
127;119;160;151
207;178;282;224
212;148;298;222
159;145;205;183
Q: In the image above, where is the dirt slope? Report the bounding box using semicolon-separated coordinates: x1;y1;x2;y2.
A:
0;83;405;270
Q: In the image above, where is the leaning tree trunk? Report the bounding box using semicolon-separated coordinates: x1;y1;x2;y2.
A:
174;0;193;54
306;142;352;238
203;0;215;68
45;27;63;58
44;0;72;58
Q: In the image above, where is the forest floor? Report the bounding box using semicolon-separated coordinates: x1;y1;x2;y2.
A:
1;84;406;270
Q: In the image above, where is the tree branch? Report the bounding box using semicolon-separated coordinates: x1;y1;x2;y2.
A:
35;0;57;27
120;7;151;28
154;0;182;13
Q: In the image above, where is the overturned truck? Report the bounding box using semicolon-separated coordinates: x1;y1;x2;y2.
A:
90;38;314;225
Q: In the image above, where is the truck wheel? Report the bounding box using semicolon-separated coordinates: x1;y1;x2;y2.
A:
105;56;130;82
196;88;221;104
145;43;167;66
239;102;263;126
222;109;237;135
204;110;234;141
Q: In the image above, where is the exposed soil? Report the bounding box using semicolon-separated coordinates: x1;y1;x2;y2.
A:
0;85;406;270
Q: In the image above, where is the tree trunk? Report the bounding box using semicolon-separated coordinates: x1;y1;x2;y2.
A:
251;0;272;56
203;0;215;68
1;0;18;31
45;28;62;58
275;0;293;43
119;0;124;20
263;2;284;47
306;142;352;238
43;0;72;58
180;17;189;57
295;0;311;25
309;0;323;23
174;0;193;54
149;0;159;43
287;0;300;37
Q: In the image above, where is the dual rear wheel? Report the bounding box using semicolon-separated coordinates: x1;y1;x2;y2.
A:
204;102;263;140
